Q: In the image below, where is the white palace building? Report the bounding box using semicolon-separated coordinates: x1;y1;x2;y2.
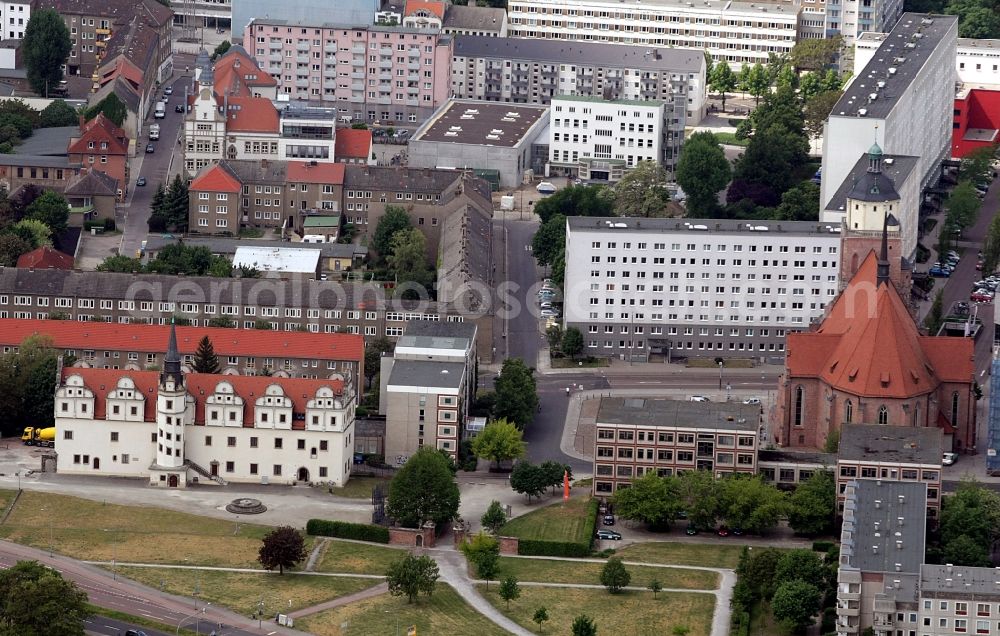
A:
53;322;357;487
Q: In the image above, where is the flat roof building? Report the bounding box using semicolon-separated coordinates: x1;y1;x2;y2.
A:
232;246;322;278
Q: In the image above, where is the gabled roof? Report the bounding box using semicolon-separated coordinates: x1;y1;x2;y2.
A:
334;128;372;160
189;162;242;193
212;46;277;98
786;251;974;399
68;113;129;155
8;319;362;362
64;170;119;196
223;96;279;134
287;160;345;185
443;4;505;31
16;246;74;270
62;367;346;426
404;0;445;18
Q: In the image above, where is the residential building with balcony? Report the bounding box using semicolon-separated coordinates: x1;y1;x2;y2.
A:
591;397;760;496
451;35;706;126
379;319;476;464
232;0;377;42
243;18;452;123
562;216;843;361
837;424;943;517
823;0;904;50
505;0;798;69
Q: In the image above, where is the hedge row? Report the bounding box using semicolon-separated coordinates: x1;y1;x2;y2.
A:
306;519;390;544
731;611;750;636
812;540;835;553
517;539;591;558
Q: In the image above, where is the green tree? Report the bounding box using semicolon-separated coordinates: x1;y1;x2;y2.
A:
257;526;307;575
545;323;563;351
787;470;835;536
38;100;79;128
211;40;232;61
599;557;631;594
953;5;1000;39
387;227;433;292
96;255;143;273
717;475;786;534
510;461;548;501
387;447;461;528
984;214;1000;277
372;205;411;258
613;472;680;527
775;549;827;587
253;319;273;331
775;181;820;221
492;358;538;430
823;428;841;454
363;335;394;389
499;575;521;608
25;190;68;235
532;607;549;632
385;554;440;603
676;132;731;217
946;180;982;229
743;63;770;105
207;316;236;328
0;560;89;636
960;145;998;187
648;578;662;598
571;615;597;636
708;63;737;112
0;335;59;437
560;326;584;359
924;289;945;335
789;36;842;71
192;335;220;374
471;418;526;469
776;65;799;91
10;219;51;247
939;480;1000;553
606;160;671;217
771;580;822;631
533;185;613;224
531;214;566;267
539;460;571;494
803;90;842;139
480;500;507;534
22;10;70;97
82;93;128;128
460;532;501;586
0;234;31;266
676;469;719;530
942;533;991;567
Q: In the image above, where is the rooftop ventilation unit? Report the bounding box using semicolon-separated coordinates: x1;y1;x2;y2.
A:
445;131;458;136
884;158;895;165
485;134;499;140
490;129;504;134
501;117;516;122
858;108;868;117
460;114;474;119
449;126;462;131
505;112;521;117
869;93;878;101
464;109;480;114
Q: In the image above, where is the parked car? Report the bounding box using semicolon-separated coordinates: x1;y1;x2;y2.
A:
536;181;557;194
742;397;761;405
145;143;155;153
125;630;149;636
136;176;146;187
971;291;993;303
175;104;185;113
689;395;710;402
596;529;622;540
163;86;173;95
539;302;553;310
929;266;950;277
717;526;730;537
685;524;698;536
603;514;615;526
943;452;958;466
540;309;560;318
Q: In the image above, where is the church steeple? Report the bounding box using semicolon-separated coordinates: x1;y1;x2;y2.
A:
160;318;184;388
867;141;883;175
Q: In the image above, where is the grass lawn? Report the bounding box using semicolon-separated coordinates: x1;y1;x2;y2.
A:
495;556;718;590
315;539;405;575
616;541;751;569
712;131;750;147
327;476;391;499
297;583;510;636
480;585;715;636
0;488;15;515
500;496;595;544
112;566;377;616
0;491;282;568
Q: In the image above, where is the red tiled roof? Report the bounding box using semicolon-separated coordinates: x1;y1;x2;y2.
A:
785;251;974;399
67;113;129;155
287;161;345;185
213;47;277;98
224;96;278;134
16;246;74;270
334;129;372;161
62;368;345;427
189;163;241;193
404;0;446;19
2;319;363;363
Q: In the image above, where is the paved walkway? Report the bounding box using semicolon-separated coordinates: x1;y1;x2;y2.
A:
288;582;388;620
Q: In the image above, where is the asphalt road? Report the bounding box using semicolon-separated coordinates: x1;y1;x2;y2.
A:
87;615;171;636
0;541;304;636
120;60;194;259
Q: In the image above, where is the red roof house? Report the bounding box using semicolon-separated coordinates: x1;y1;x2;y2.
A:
334;129;374;165
66;113;131;200
16;246;74;270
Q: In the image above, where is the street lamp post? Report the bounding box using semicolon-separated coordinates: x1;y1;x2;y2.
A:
104;528;118;580
175;604;209;636
718;360;724;390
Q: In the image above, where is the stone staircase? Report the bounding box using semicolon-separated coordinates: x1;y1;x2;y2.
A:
184;459;228;486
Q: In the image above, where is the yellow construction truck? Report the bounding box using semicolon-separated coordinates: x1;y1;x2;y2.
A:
21;427;55;447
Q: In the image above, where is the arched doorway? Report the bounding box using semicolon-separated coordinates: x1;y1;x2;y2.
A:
93;457;100;470
168;474;178;487
415;535;423;547
297;467;309;482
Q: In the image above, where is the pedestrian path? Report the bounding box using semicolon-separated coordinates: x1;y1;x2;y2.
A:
82;560;386;580
287;582;388;620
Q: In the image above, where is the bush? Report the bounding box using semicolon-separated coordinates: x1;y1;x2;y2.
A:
517;539;591;558
820;607;836;633
812;540;834;553
731;611;750;636
306;519;390;543
103;218;116;232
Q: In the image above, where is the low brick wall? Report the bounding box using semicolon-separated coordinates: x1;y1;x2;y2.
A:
388;525;436;548
498;536;519;555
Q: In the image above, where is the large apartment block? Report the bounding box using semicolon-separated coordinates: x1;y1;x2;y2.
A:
0;0;30;40
243;19;453;123
451;35;707;126
824;0;904;49
505;0;799;68
563;217;842;361
592;397;760;496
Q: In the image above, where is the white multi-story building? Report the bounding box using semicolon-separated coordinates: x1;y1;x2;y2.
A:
54;324;357;487
450;35;706;126
549;96;674;181
823;0;904;50
506;0;799;68
563;217;842;361
957;38;1000;86
0;0;30;40
820;14;957;221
